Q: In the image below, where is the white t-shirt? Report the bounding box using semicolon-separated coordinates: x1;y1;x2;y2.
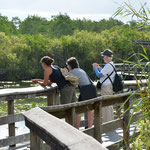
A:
100;62;115;85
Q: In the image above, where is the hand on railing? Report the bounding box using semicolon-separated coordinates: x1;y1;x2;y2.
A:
32;79;43;83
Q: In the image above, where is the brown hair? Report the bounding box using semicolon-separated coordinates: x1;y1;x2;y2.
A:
66;57;79;69
40;56;54;66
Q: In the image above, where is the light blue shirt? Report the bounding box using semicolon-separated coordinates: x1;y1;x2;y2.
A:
70;68;91;86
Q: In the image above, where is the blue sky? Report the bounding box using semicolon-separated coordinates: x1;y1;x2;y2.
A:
0;0;149;22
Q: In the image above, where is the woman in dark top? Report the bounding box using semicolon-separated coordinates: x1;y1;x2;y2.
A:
32;56;76;104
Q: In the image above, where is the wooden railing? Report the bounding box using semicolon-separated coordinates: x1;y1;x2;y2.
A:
41;92;138;147
0;84;59;148
23;107;108;150
0;80;146;149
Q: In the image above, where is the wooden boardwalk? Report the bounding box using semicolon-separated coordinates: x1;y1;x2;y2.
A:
0;121;137;150
0;80;146;150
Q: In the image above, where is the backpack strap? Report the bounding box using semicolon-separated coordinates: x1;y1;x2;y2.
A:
87;75;94;85
109;63;117;73
107;63;116;85
98;63;115;86
100;67;114;86
107;73;113;85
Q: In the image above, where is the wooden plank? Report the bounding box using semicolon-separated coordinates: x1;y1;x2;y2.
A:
84;119;122;137
84;118;122;137
30;130;42;150
0;81;144;150
0;113;24;125
106;132;140;150
47;104;94;119
53;90;60;105
0;85;57;97
23;107;108;150
42;92;131;114
94;102;102;143
83;112;141;136
0;80;145;102
102;97;125;107
0;85;58;101
0;111;141;128
102;119;121;134
8;100;15;147
83;127;94;137
123;79;147;86
47;93;55;106
0;133;30;148
0;84;133;103
47;89;59;106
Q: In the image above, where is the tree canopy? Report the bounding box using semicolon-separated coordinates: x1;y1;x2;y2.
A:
0;13;149;81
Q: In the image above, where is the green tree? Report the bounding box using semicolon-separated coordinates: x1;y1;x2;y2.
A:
0;14;17;34
11;17;21;31
50;13;74;37
19;15;50;35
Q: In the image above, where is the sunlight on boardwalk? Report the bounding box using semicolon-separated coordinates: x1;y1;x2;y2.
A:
0;121;136;150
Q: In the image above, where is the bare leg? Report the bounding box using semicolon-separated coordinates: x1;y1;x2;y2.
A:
75;114;81;129
88;111;94;128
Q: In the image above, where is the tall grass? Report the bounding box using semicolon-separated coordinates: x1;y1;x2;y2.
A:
113;1;150;149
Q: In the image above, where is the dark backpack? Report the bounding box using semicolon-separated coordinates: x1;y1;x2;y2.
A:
108;63;123;92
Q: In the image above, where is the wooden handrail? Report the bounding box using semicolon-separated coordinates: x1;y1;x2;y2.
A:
0;79;147;101
0;84;58;101
0;80;146;149
41;92;131;113
23;107;108;150
0;84;59;148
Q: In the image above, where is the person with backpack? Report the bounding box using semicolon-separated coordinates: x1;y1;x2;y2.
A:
93;49;115;123
66;57;97;129
32;56;77;104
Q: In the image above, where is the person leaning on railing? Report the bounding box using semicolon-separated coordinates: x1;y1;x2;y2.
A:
32;56;76;104
93;49;115;123
66;57;97;129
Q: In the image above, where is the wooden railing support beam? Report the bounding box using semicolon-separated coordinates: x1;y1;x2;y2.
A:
94;101;102;143
8;100;15;147
30;130;42;150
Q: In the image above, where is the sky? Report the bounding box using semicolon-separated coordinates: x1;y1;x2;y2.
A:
0;0;149;22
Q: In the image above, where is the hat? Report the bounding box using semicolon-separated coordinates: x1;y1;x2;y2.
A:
101;49;113;57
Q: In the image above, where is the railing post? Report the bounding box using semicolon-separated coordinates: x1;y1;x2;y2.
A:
47;93;55;106
8;100;15;147
30;130;42;150
65;107;76;127
47;89;59;106
47;90;59;150
94;101;102;143
54;89;59;105
123;98;130;148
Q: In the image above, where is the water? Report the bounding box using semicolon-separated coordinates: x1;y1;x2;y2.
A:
0;80;37;89
0;121;29;140
0;80;46;141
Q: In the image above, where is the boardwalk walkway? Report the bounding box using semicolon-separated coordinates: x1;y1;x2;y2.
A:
0;119;136;150
0;80;145;150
